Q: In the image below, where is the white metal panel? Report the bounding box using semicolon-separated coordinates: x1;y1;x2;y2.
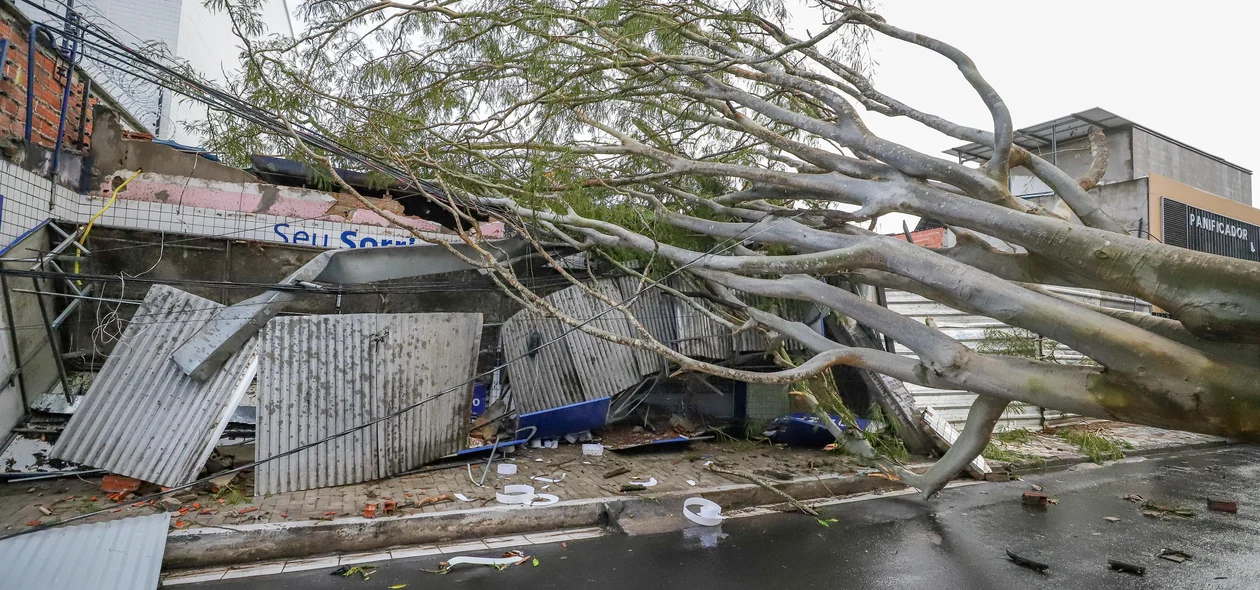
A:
255;313;480;495
51;285;258;487
0;512;170;590
884;287;1145;431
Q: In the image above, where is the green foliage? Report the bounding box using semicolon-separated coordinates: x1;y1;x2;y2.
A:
194;0;876;229
785;354;910;463
215;485;246;506
977;327;1039;358
981;443;1045;467
1057;429;1133;463
993;428;1034;445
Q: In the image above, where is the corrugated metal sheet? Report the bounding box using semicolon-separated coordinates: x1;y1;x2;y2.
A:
667;275;733;359
501;309;586;414
505;277;828;414
884;287;1149;431
51;285;259;487
255;313;481;495
550;285;643;399
0;512;170;590
611;276;670;375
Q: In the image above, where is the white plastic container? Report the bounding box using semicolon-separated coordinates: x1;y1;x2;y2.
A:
496;463;518;475
581;443;604;456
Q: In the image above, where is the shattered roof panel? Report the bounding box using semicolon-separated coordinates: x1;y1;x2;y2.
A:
254;313;481;495
51;285;259;487
0;512;170;590
504;277;821;415
501;309;587;414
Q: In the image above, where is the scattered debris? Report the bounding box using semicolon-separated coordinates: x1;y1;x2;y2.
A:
453;493;473;502
331;565;375;580
207;472;238;494
1158;549;1193;563
426;550;533;574
159;498;182;511
620;484;647;493
765;413;871;448
1123;493;1145;503
417;494;456;508
364;503;378;518
1030;484;1043;491
686;480;697;486
1207;499;1238;513
37;506;53;516
1108;560;1145;575
530;474;566;483
705;464;819;517
603;467;630;479
628;477;658;487
1104;516;1121;523
25;520;41;527
984;472;1011;483
753;469;793;481
1005;549;1049;573
1022;492;1049;506
1142;500;1195;518
494;484;558;506
817;518;838;527
1047;498;1059;505
683;498;726;527
496;464;518;476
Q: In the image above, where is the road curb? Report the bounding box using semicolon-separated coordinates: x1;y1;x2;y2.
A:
163;439;1233;569
1005;438;1232;476
163;471;906;569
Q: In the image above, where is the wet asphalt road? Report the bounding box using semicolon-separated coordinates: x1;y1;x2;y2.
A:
188;446;1260;590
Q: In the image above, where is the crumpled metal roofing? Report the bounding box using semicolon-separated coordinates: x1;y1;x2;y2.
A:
503;276;817;414
254;313;482;495
51;285;259;487
0;512;171;590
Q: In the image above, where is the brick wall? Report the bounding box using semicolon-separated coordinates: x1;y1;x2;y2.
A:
892;227;946;248
0;11;98;152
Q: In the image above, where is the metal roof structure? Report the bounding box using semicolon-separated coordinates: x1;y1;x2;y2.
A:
254;313;482;495
503;277;820;415
945;107;1252;174
0;513;171;590
51;285;259;487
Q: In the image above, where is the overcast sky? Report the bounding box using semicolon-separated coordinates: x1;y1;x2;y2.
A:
806;0;1259;173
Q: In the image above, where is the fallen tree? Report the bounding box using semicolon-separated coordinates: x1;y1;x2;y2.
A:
204;0;1260;497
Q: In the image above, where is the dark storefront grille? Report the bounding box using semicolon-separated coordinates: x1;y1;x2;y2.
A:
1162;198;1260;262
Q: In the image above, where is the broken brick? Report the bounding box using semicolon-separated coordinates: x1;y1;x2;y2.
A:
1022;491;1049;506
1208;499;1238;513
101;475;142;494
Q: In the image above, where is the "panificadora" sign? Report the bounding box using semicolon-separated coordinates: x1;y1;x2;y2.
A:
1162;198;1260;261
